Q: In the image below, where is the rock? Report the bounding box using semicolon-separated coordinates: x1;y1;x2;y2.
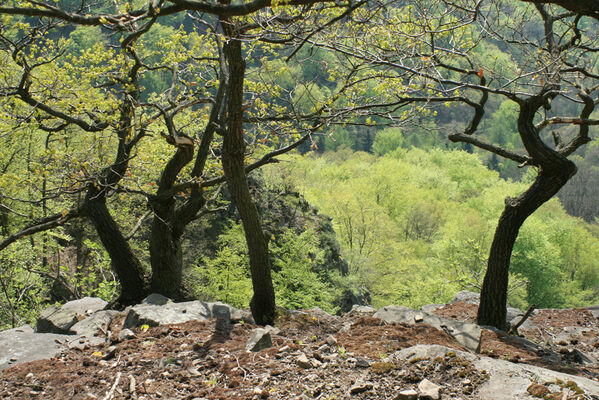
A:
326;335;337;346
0;326;71;370
588;304;599;319
347;304;376;314
349;379;373;394
296;353;312;369
418;378;441;400
70;310;119;337
213;303;231;334
117;328;136;341
450;290;480;304
420;304;443;313
392;344;599;399
395;389;418;400
123;300;211;328
246;328;272;352
142;293;172;305
36;297;108;334
355;357;370;368
374;305;482;353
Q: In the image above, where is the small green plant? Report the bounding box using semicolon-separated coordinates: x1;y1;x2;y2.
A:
337;345;347;358
203;375;218;387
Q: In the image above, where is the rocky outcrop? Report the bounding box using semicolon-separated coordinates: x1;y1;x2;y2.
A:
0;325;72;370
374;305;482;353
36;297;107;334
393;344;599;400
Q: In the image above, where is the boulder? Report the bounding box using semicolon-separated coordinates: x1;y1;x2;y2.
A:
123;300;251;329
36;297;108;334
393;345;599;400
123;300;211;328
374;305;482;353
0;326;70;370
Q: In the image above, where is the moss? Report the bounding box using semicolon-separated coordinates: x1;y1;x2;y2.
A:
370;362;394;374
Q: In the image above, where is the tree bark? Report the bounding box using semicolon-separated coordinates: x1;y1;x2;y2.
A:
221;31;276;326
85;198;147;304
477;95;577;330
149;146;194;299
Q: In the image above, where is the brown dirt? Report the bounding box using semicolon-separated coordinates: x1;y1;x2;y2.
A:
1;304;598;399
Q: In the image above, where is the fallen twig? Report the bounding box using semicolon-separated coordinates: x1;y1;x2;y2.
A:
509;304;536;335
102;371;121;400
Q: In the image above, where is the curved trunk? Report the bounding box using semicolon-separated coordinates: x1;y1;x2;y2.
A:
222;35;276;326
477;95;577;329
85;199;147;304
477;169;574;329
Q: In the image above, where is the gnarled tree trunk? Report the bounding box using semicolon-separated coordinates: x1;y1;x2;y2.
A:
477;94;577;330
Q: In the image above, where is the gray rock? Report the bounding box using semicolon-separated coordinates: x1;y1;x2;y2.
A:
0;326;71;370
554;326;587;346
418;378;441;400
296;353;312;369
588;304;599;319
36;297;108;334
393;344;599;400
374;305;482;353
246;328;272;352
142;293;172;305
420;304;443;313
348;304;376;314
395;389;418;400
450;290;480;304
123;300;211;328
117;328;136;341
349;379;373;394
70;310;119;336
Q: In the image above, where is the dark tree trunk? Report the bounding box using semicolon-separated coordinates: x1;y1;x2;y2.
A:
222;33;276;326
149;146;194;300
477;95;577;330
85;198;147;304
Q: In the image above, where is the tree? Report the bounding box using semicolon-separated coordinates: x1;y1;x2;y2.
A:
307;0;599;329
0;0;371;325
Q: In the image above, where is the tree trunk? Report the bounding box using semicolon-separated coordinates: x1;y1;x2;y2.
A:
222;34;276;326
477;95;577;330
150;146;194;300
85;199;147;305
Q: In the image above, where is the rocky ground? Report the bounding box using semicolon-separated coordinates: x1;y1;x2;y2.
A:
1;296;599;399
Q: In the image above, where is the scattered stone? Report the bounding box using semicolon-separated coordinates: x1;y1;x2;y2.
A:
246;328;272;352
418;378;441;400
296;354;312;369
349;379;373;394
355;357;370;368
326;335;337;346
117;329;136;342
395;389;418;400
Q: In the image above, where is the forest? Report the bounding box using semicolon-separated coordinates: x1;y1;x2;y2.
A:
1;0;598;331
